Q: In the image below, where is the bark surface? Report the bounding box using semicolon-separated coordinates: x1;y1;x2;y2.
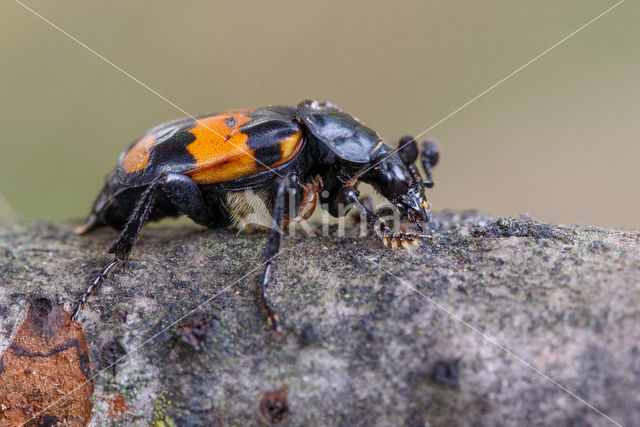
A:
0;212;638;426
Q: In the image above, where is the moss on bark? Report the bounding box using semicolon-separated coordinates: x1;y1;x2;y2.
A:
1;212;638;425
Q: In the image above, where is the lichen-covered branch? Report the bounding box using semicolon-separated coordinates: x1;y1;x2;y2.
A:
0;213;638;425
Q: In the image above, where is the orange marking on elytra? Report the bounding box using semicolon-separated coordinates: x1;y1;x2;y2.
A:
277;131;303;164
121;132;157;173
187;112;303;184
186;113;255;183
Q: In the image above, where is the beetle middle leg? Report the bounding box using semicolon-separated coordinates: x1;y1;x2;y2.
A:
72;173;218;323
260;175;298;334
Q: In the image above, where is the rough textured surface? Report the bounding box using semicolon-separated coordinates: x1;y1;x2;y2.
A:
0;299;93;426
0;212;639;426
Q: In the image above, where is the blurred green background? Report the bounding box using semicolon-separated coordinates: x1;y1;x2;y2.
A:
1;0;638;229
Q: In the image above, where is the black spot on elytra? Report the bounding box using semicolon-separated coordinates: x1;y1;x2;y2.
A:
149;128;197;166
121;123;198;185
242;115;302;169
225;115;237;128
254;145;283;167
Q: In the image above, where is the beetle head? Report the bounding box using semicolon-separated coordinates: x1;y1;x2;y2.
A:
361;137;438;224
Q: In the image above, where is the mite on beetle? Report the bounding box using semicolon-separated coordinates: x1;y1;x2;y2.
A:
73;100;439;333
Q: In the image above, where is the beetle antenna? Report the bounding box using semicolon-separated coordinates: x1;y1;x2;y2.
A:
420;139;439;189
397;136;419;165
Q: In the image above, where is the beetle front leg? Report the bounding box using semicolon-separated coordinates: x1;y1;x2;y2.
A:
373;217;435;248
332;186;433;248
260;175;297;334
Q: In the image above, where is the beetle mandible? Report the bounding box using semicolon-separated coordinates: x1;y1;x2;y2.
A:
73;100;439;333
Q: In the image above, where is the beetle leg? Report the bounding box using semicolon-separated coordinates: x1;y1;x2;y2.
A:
349;196;373;225
260;175;297;334
72;176;164;323
421;139;440;189
331;186;391;241
162;173;219;227
334;187;433;248
72;173;221;323
106;179;164;259
336;189;399;243
71;258;121;323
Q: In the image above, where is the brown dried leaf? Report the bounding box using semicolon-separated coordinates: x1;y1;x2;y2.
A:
0;298;93;426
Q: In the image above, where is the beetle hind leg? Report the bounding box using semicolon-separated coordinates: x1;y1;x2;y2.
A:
259;175;298;334
71;258;121;322
72;177;165;323
162;173;220;227
72;173;221;322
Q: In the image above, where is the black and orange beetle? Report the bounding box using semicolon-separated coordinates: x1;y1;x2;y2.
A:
73;100;439;333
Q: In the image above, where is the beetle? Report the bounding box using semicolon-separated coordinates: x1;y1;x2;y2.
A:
72;100;439;333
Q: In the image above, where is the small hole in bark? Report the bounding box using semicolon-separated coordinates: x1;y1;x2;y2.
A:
33;298;52;318
103;338;126;376
432;357;461;387
298;323;319;347
259;385;289;424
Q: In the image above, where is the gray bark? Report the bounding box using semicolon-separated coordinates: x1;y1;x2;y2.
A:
0;212;639;426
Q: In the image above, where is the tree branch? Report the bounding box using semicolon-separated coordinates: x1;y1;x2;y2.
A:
0;212;638;425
